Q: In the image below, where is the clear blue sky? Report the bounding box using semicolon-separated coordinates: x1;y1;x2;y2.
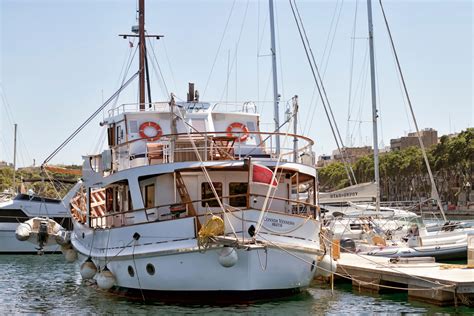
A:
1;0;472;167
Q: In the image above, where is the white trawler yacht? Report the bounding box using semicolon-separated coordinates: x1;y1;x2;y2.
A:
51;0;324;300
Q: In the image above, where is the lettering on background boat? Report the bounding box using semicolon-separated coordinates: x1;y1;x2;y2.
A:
330;192;358;199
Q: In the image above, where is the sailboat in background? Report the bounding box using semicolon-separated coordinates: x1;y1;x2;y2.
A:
285;0;473;259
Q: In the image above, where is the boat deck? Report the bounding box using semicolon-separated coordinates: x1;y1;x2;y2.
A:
334;253;474;307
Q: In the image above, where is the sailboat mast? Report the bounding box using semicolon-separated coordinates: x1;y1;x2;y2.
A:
366;0;380;212
293;95;298;162
13;123;17;193
269;0;280;156
138;0;146;110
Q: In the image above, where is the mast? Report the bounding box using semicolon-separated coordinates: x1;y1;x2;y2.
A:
138;0;146;110
292;95;298;162
119;0;162;109
269;0;280;156
13;123;17;193
366;0;380;212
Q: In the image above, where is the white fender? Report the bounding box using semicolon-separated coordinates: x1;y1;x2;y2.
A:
15;223;32;241
80;257;98;279
218;247;238;268
316;254;337;277
96;267;116;290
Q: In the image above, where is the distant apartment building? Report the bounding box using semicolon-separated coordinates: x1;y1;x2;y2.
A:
316;154;332;167
0;161;12;168
333;146;373;164
317;146;373;167
390;128;438;151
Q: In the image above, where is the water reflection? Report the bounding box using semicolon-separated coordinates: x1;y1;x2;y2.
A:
0;254;468;315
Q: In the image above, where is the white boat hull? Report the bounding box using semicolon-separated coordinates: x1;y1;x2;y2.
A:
102;247;316;292
71;209;321;296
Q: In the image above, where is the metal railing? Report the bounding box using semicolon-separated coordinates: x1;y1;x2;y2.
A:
108;131;315;172
107;102;171;117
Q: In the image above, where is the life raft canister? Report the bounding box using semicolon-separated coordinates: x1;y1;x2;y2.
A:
226;122;249;142
139;121;163;141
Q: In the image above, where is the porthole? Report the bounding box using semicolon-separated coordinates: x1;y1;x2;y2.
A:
128;265;135;277
311;260;316;272
146;263;155;275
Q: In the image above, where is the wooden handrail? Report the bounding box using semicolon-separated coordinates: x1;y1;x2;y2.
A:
89;192;315;221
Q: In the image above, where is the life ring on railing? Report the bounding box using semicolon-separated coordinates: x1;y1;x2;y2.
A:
226;122;249;142
139;121;163;141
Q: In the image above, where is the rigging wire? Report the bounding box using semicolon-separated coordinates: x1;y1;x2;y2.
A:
346;0;359;146
41;71;140;167
373;46;385;147
321;0;345;76
294;1;351;176
260;69;273;115
319;0;341;68
256;0;270;115
290;0;357;185
202;0;237;99
170;107;239;238
274;1;285;102
378;0;445;220
89;42;138;156
161;38;178;96
0;86;32;166
147;36;170;98
219;0;251;102
253;116;294;236
349;41;369;145
302;0;344;136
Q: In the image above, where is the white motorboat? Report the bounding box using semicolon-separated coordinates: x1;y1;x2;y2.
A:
0;184;79;254
45;0;325;300
359;225;470;261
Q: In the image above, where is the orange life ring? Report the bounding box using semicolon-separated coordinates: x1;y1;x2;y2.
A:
226;122;249;142
139;121;162;141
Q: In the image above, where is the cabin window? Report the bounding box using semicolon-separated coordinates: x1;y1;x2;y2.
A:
144;184;155;208
246;121;255;131
229;182;248;207
201;182;222;207
128;191;133;211
116;125;123;144
0;209;28;223
104;182;131;214
107;126;115;146
129;120;139;133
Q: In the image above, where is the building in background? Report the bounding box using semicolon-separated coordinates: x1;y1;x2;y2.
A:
332;146;373;164
0;161;13;168
390;128;438;151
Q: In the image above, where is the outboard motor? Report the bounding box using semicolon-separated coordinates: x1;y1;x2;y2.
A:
37;221;49;251
340;238;356;253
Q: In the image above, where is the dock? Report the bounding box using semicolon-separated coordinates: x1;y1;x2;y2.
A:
334;253;474;307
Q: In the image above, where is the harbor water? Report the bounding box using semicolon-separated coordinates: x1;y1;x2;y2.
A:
1;254;472;315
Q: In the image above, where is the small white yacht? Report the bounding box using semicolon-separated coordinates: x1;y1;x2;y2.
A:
0;187;78;254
